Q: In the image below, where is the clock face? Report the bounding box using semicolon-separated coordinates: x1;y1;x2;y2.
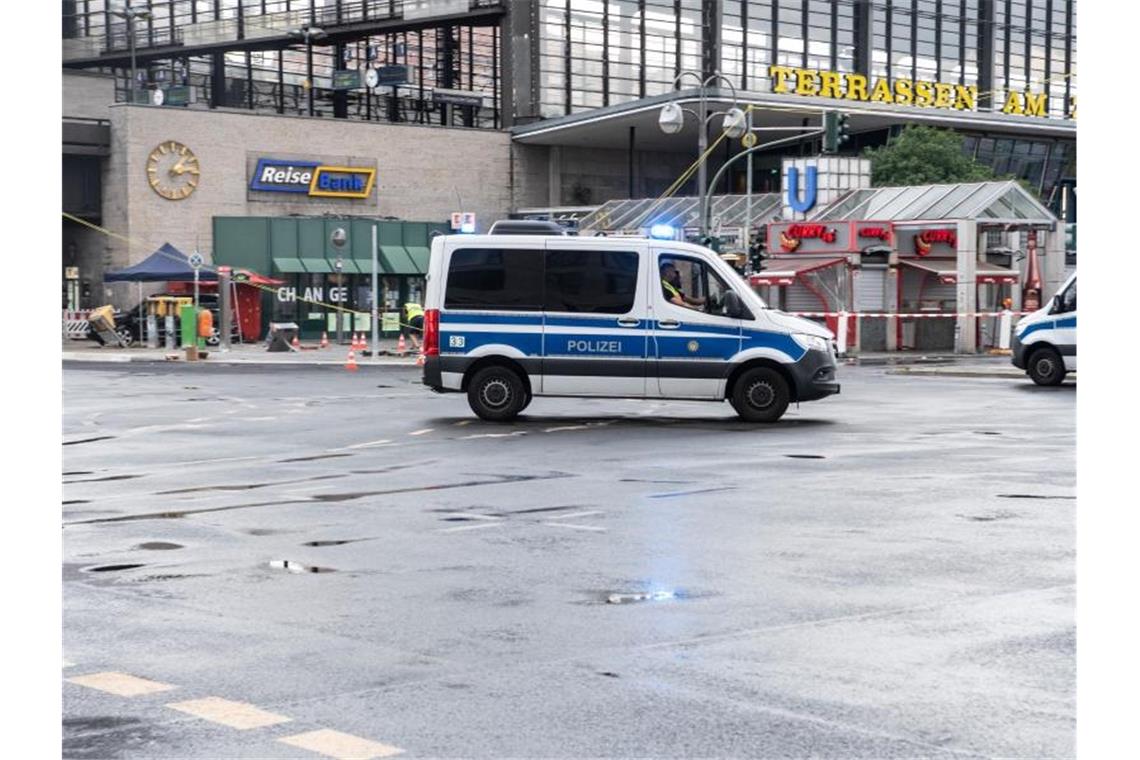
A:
146;140;199;200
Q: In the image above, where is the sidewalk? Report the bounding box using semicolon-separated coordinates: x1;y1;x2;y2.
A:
62;338;422;366
64;339;1034;377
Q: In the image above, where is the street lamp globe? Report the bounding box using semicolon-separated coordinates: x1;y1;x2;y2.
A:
658;102;685;135
722;107;747;139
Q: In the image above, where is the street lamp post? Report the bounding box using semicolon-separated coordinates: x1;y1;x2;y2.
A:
334;256;344;345
658;71;746;238
112;2;151;102
289;24;327;116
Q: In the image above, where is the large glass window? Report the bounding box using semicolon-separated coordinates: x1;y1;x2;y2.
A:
444;249;545;311
545;250;639;313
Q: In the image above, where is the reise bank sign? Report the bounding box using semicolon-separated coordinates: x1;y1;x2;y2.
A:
247;156;376;200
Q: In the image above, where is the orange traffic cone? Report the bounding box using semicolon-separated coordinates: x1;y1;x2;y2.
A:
320;332;328;349
355;333;364;350
397;333;407;354
291;334;300;350
415;351;425;367
344;347;358;372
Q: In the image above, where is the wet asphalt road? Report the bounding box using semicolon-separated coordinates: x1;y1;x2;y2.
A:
63;362;1075;759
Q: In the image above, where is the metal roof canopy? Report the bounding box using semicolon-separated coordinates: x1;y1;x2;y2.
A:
579;193;784;234
807;180;1057;227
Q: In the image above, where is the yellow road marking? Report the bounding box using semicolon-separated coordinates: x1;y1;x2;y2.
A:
278;728;403;759
166;697;291;730
67;671;176;697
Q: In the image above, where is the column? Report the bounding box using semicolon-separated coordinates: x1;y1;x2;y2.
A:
1044;225;1065;300
853;0;873;77
977;0;996;110
955;220;978;353
701;0;722;82
548;146;562;207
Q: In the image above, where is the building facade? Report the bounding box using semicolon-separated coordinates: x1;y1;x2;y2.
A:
62;1;1076;331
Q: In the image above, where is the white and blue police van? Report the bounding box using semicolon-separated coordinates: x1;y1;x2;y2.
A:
1011;271;1076;385
420;226;840;422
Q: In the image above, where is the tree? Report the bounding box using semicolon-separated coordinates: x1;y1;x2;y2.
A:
864;124;998;186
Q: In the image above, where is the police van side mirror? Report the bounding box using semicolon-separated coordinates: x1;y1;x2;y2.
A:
723;290;745;319
1051;294;1063;313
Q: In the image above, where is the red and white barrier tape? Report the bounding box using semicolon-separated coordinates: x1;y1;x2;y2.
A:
786;311;1026;319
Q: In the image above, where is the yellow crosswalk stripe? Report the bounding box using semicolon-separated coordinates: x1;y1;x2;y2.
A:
278;728;404;759
166;697;292;730
66;671;176;697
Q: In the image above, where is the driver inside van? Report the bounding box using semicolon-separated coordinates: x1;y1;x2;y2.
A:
660;262;706;310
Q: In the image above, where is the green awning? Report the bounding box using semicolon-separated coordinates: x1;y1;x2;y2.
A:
337;258;363;274
380;245;418;275
405;246;431;274
353;258;375;274
301;257;334;273
273;257;306;273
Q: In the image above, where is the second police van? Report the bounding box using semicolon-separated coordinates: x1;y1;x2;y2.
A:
1011;271;1076;385
420;227;841;422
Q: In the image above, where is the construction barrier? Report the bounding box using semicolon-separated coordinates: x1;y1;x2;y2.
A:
62;309;92;339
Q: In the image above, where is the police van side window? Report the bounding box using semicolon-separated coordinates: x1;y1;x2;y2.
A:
1061;280;1076;312
444;248;544;311
544;250;638;313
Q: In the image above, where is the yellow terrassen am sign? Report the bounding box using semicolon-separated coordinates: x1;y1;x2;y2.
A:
768;65;1058;118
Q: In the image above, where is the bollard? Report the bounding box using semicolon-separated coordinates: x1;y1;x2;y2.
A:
164;314;174;351
146;313;158;349
836;311;848;356
998;309;1012;350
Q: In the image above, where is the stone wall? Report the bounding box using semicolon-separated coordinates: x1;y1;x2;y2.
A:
100;104;511;307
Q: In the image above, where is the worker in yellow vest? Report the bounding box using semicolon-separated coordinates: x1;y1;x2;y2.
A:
403;301;425;349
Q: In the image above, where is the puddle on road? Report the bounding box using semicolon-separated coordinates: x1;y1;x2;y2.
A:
496;505;587;516
157;474;344;495
63;500;91;505
246;528;289;536
958;511;1021;522
310;472;573;503
973;431;1002;436
85;564;146;573
268;559;336;574
277;453;354;463
598;671;621;678
619;478;694;484
648;486;736;499
63;471;95;476
785;454;826;459
65;474;143;484
135;542;183;551
996;493;1076;500
301;539;370;547
63;436;116;446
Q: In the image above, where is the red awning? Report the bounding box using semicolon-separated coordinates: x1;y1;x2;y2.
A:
900;258;1019;285
749;257;846;286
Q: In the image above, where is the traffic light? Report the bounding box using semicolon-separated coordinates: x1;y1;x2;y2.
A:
748;236;766;272
823;111;851;153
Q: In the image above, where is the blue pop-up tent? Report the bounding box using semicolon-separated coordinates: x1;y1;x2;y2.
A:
104;243;216;282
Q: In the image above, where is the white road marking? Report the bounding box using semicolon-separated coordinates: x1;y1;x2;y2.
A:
438;522;504;533
543;425;590;433
543;522;606;532
278;728;403;759
408;428;433;436
545;510;603;520
337;439;394;450
166;697;291;730
237;416;279;422
67;671;177;697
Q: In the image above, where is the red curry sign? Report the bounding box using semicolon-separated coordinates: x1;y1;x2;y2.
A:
857;226;891;242
778;223;839;251
914;228;957;256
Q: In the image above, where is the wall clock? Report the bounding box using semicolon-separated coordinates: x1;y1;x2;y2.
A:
147;140;199;200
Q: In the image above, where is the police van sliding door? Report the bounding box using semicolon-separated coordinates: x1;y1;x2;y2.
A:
540;240;648;397
651;250;743;399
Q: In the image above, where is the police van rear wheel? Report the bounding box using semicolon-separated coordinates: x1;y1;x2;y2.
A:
731;367;791;423
1027;347;1065;386
468;366;527;421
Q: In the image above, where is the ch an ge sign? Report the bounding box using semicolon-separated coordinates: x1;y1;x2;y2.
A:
768;66;1055;118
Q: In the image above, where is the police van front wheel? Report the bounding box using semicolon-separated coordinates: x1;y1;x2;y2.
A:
731;367;791;423
467;365;528;422
1027;347;1066;386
